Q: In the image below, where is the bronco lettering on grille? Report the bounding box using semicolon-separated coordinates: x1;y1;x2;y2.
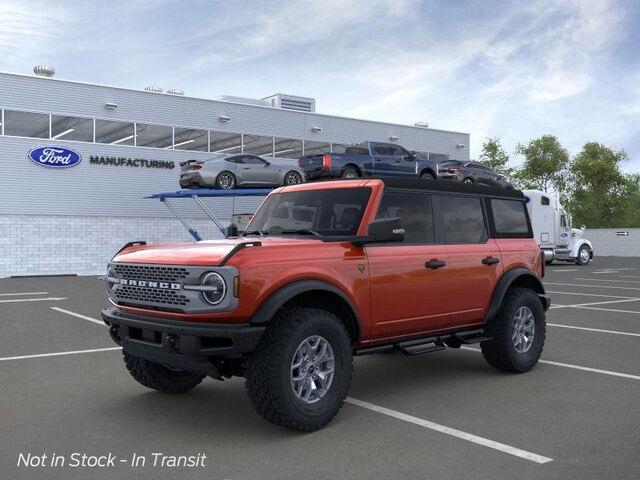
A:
119;279;181;290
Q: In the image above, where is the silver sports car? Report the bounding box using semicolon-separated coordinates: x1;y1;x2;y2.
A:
179;154;305;189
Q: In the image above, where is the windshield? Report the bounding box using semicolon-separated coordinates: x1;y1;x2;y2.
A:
245;188;372;237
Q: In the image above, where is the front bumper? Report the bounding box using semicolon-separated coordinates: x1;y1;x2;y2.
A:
102;307;265;376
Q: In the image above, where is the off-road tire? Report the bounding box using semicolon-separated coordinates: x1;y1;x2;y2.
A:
341;166;360;179
420;171;436;180
215;171;236;189
123;351;205;393
245;307;353;432
576;245;591;265
480;287;545;373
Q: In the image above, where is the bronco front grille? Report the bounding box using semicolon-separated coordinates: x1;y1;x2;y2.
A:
116;285;190;307
113;264;189;283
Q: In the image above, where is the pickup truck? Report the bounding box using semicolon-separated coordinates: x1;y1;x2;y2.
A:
299;141;438;181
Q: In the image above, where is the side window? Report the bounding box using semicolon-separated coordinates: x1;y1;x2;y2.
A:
541;196;550;206
560;215;567;227
388;145;407;158
243;156;267;165
225;156;243;164
373;144;390;156
375;191;434;244
491;199;530;235
439;195;487;244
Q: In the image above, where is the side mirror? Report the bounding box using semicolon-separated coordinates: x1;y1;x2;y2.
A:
225;223;239;238
364;217;404;243
405;151;416;160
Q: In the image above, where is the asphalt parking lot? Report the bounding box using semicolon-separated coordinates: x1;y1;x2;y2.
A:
1;257;639;480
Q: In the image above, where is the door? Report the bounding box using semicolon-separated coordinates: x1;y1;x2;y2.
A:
436;194;502;327
371;143;396;177
367;190;451;340
238;155;277;185
372;144;416;177
558;211;571;247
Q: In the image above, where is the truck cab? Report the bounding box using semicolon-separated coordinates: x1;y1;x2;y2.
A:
523;190;593;265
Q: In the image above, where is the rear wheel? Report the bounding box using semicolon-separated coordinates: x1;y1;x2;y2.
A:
245;307;352;432
480;287;545;373
576;245;591;265
463;177;474;184
215;171;236;189
284;170;303;186
341;166;359;179
420;171;436;180
123;352;205;393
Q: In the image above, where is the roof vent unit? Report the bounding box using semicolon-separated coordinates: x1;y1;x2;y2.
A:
144;85;163;93
262;93;316;113
33;65;55;77
217;95;270;107
167;88;185;96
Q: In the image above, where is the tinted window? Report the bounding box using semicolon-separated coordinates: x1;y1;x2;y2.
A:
387;145;407;158
225;156;244;164
491;199;529;235
541;196;550;206
375;191;434;244
135;123;172;148
243;156;267;165
440;195;487;244
51;115;93;142
211;131;242;154
4;110;49;138
243;135;274;156
246;188;371;237
95;119;134;145
345;146;369;155
439;160;461;168
173;127;208;151
373;144;391;156
273;137;303;158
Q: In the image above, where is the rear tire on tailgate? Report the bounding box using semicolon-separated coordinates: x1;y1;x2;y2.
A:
480;287;546;373
245;307;353;432
123;351;205;393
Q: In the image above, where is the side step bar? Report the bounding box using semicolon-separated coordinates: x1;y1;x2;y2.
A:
354;328;491;357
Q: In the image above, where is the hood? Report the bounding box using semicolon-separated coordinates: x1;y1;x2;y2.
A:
571;228;584;240
112;236;321;266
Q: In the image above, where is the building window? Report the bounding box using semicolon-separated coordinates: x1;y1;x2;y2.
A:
429;153;450;163
331;143;349;154
273;137;303;158
3;110;49;138
173;127;208;151
303;140;331;156
135;123;172;148
211;131;242;154
50;115;93;142
95;119;134;145
243;135;274;156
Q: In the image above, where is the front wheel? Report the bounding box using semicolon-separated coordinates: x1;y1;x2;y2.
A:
480;287;545;373
245;307;352;432
284;170;303;186
123;352;205;393
576;245;591;265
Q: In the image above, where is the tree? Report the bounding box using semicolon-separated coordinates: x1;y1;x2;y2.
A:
479;137;514;179
566;142;635;228
514;135;569;193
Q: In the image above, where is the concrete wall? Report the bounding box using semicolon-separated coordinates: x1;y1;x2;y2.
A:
584;228;640;257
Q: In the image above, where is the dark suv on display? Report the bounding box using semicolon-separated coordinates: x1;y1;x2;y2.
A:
438;160;514;188
102;178;549;431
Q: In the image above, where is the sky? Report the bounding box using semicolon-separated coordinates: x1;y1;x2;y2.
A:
1;0;639;169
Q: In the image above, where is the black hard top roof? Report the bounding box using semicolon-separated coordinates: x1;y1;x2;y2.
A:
381;178;524;199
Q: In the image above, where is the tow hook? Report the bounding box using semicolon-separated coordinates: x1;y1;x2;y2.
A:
166;333;181;353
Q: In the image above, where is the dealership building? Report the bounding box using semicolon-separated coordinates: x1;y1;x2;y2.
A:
0;68;470;277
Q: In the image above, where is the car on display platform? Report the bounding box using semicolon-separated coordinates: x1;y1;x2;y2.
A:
438;160;514;188
179;154;305;189
298;141;438;181
102;178;549;432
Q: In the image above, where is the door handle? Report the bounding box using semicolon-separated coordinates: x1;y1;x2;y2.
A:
482;256;500;265
425;259;446;269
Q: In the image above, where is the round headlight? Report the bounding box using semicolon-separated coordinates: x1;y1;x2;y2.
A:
201;272;226;305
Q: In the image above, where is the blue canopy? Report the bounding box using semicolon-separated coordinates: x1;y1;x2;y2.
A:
146;188;273;200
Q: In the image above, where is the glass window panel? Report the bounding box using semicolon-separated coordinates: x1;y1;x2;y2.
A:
375;191;434;244
4;110;49;138
51;115;93;142
273;137;303;158
135;123;172;148
211;131;242;154
173;127;208;151
491;199;529;235
332;143;349;154
439;195;487;244
95;119;134;145
243;135;274;156
429;153;450;163
303;140;330;156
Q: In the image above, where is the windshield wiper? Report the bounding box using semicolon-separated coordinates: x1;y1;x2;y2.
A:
280;228;321;237
242;230;267;237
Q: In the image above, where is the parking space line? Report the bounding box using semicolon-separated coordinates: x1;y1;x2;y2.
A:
573;277;640;284
571;305;640;315
549;269;578;272
0;292;49;296
0;297;67;304
51;307;105;326
545;282;640;291
461;347;640;380
0;347;121;362
345;397;553;464
548;323;640;337
550;298;640;310
546;290;638;299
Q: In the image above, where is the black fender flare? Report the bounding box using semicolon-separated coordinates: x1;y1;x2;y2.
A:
485;268;548;321
249;280;362;335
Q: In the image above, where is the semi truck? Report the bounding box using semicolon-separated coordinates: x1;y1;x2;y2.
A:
523;190;593;265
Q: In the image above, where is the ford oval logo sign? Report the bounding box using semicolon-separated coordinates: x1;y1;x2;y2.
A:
28;146;82;168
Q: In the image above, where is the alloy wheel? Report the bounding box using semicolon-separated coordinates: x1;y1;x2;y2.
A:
512;306;535;353
290;335;335;404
